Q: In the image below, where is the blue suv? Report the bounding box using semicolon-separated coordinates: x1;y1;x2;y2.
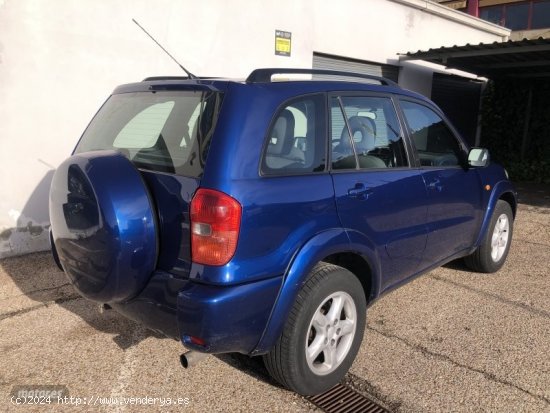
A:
49;69;516;395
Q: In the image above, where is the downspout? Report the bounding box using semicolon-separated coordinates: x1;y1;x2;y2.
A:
520;83;533;161
474;80;487;147
467;0;479;18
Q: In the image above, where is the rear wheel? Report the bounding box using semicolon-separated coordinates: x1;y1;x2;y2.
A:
263;262;366;395
465;200;513;273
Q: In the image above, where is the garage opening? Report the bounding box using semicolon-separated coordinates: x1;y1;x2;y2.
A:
402;38;550;183
431;73;483;147
313;52;399;83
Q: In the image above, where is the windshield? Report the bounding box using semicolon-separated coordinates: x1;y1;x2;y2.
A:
75;90;223;177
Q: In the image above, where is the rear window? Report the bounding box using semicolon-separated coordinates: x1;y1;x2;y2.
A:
75;91;223;177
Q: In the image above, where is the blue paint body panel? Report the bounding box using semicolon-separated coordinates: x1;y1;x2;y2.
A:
177;275;282;353
49;75;516;356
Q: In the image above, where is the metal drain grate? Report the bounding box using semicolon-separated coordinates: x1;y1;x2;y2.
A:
307;383;388;413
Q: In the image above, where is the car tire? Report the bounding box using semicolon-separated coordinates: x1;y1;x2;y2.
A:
263;262;366;396
464;200;513;273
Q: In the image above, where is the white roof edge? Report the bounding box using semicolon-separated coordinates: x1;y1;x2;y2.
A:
389;0;511;38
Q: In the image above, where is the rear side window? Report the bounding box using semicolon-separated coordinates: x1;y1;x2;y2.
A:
261;94;326;176
75;91;223;177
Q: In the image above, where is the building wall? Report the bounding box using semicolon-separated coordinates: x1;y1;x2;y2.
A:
0;0;507;257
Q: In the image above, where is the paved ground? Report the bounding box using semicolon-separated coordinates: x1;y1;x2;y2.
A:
1;185;549;412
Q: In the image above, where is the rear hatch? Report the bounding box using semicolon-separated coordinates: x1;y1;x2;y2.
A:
50;83;224;303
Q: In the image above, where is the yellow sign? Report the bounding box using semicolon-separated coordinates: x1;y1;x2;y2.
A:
275;30;291;56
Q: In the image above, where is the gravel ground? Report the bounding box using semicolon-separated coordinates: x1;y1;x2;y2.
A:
0;187;548;412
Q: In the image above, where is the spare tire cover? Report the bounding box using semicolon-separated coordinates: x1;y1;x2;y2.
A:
49;150;158;304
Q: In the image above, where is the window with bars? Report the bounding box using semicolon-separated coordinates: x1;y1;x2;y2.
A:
479;0;550;30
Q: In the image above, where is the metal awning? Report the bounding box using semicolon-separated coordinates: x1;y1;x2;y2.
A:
402;37;550;79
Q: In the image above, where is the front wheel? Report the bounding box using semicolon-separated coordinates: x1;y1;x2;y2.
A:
465;200;514;273
263;263;366;395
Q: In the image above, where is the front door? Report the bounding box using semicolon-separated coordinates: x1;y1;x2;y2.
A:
399;99;483;267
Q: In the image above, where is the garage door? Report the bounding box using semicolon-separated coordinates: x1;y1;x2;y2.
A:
313;53;400;146
431;73;482;146
312;52;399;83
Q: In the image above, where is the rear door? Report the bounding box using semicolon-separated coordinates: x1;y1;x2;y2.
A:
398;99;483;267
330;93;428;290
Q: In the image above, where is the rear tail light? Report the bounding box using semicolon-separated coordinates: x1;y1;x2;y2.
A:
190;188;242;266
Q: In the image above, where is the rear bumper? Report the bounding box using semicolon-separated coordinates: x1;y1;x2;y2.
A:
110;271;184;339
111;270;282;354
177;276;282;354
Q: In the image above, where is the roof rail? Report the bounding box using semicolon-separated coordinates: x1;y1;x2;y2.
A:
246;68;398;87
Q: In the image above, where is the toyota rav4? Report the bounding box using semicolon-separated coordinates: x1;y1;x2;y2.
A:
49;68;516;395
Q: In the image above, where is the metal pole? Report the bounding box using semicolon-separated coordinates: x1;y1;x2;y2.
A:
474;80;487;147
520;83;533;162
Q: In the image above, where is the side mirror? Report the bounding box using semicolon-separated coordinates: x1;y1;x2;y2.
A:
468;148;490;167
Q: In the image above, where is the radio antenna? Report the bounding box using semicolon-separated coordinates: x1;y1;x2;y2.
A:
132;18;197;79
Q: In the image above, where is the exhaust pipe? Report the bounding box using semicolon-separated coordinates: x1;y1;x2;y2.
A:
180;351;208;368
98;303;112;314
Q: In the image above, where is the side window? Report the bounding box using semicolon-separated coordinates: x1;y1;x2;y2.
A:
331;96;408;170
400;100;465;167
261;94;326;175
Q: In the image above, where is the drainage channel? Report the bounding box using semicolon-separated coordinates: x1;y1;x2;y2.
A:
307;383;388;413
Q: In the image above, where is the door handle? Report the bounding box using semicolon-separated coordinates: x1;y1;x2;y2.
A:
348;183;372;199
426;178;443;192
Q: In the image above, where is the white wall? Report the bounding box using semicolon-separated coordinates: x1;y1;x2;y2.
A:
0;0;315;257
0;0;507;258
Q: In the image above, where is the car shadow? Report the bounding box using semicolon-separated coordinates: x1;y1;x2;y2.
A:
214;353;285;389
1;171;53;257
0;251;287;384
515;182;550;209
0;166;167;350
443;258;471;272
0;251;164;350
